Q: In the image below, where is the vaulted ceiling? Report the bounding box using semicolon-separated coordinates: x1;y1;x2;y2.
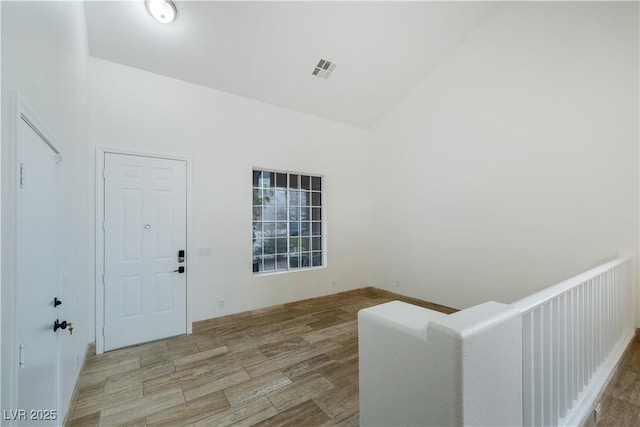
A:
84;1;499;128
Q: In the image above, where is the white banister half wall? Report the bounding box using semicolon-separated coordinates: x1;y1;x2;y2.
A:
358;301;523;426
358;256;635;427
512;256;635;427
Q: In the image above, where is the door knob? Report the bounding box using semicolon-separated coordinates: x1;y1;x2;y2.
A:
54;297;62;307
174;266;185;274
53;319;73;335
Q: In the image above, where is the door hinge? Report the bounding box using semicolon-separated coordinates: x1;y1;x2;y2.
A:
103;169;107;179
19;163;25;188
19;343;25;367
102;221;106;231
102;274;106;284
102;326;106;337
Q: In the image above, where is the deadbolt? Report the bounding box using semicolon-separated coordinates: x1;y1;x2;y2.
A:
53;319;73;335
178;249;185;263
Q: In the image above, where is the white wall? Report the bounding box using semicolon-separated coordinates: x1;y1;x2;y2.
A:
89;57;371;326
0;2;3;413
1;0;91;422
369;2;639;310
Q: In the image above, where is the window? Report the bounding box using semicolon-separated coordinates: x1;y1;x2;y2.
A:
252;169;323;273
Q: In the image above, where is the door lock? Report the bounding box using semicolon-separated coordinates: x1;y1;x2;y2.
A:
178;250;185;263
53;319;73;335
174;266;185;274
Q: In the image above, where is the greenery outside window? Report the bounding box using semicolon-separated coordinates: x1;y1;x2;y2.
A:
253;169;323;273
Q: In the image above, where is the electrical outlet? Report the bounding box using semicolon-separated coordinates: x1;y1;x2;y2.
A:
594;402;602;425
219;299;225;309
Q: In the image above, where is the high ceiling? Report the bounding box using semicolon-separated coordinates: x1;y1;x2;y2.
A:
84;1;499;129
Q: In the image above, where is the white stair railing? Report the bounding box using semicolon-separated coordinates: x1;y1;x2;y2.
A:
358;256;635;427
512;256;635;427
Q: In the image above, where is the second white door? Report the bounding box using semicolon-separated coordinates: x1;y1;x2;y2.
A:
16;114;61;425
103;153;187;351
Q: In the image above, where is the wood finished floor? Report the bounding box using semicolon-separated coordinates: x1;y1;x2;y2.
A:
68;288;640;427
67;288;455;427
596;332;640;427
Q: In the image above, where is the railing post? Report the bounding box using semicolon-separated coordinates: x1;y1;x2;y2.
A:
359;301;522;427
428;302;523;427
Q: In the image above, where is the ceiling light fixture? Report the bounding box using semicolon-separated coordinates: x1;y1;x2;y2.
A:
146;0;177;24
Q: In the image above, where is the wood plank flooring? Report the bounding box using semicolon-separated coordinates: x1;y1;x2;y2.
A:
67;288;455;427
68;288;640;426
595;332;640;427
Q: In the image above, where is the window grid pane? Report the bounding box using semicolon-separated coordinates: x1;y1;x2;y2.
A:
253;169;322;274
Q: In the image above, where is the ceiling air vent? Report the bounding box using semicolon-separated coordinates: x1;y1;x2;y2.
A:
312;59;336;79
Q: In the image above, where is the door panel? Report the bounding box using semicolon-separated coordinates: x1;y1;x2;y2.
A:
122;189;143;262
154;190;174;259
16;117;60;425
104;153;187;351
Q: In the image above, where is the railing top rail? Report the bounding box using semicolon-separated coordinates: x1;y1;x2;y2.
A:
511;256;630;314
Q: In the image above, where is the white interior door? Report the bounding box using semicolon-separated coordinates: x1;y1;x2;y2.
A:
103;153;187;351
16;116;60;425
